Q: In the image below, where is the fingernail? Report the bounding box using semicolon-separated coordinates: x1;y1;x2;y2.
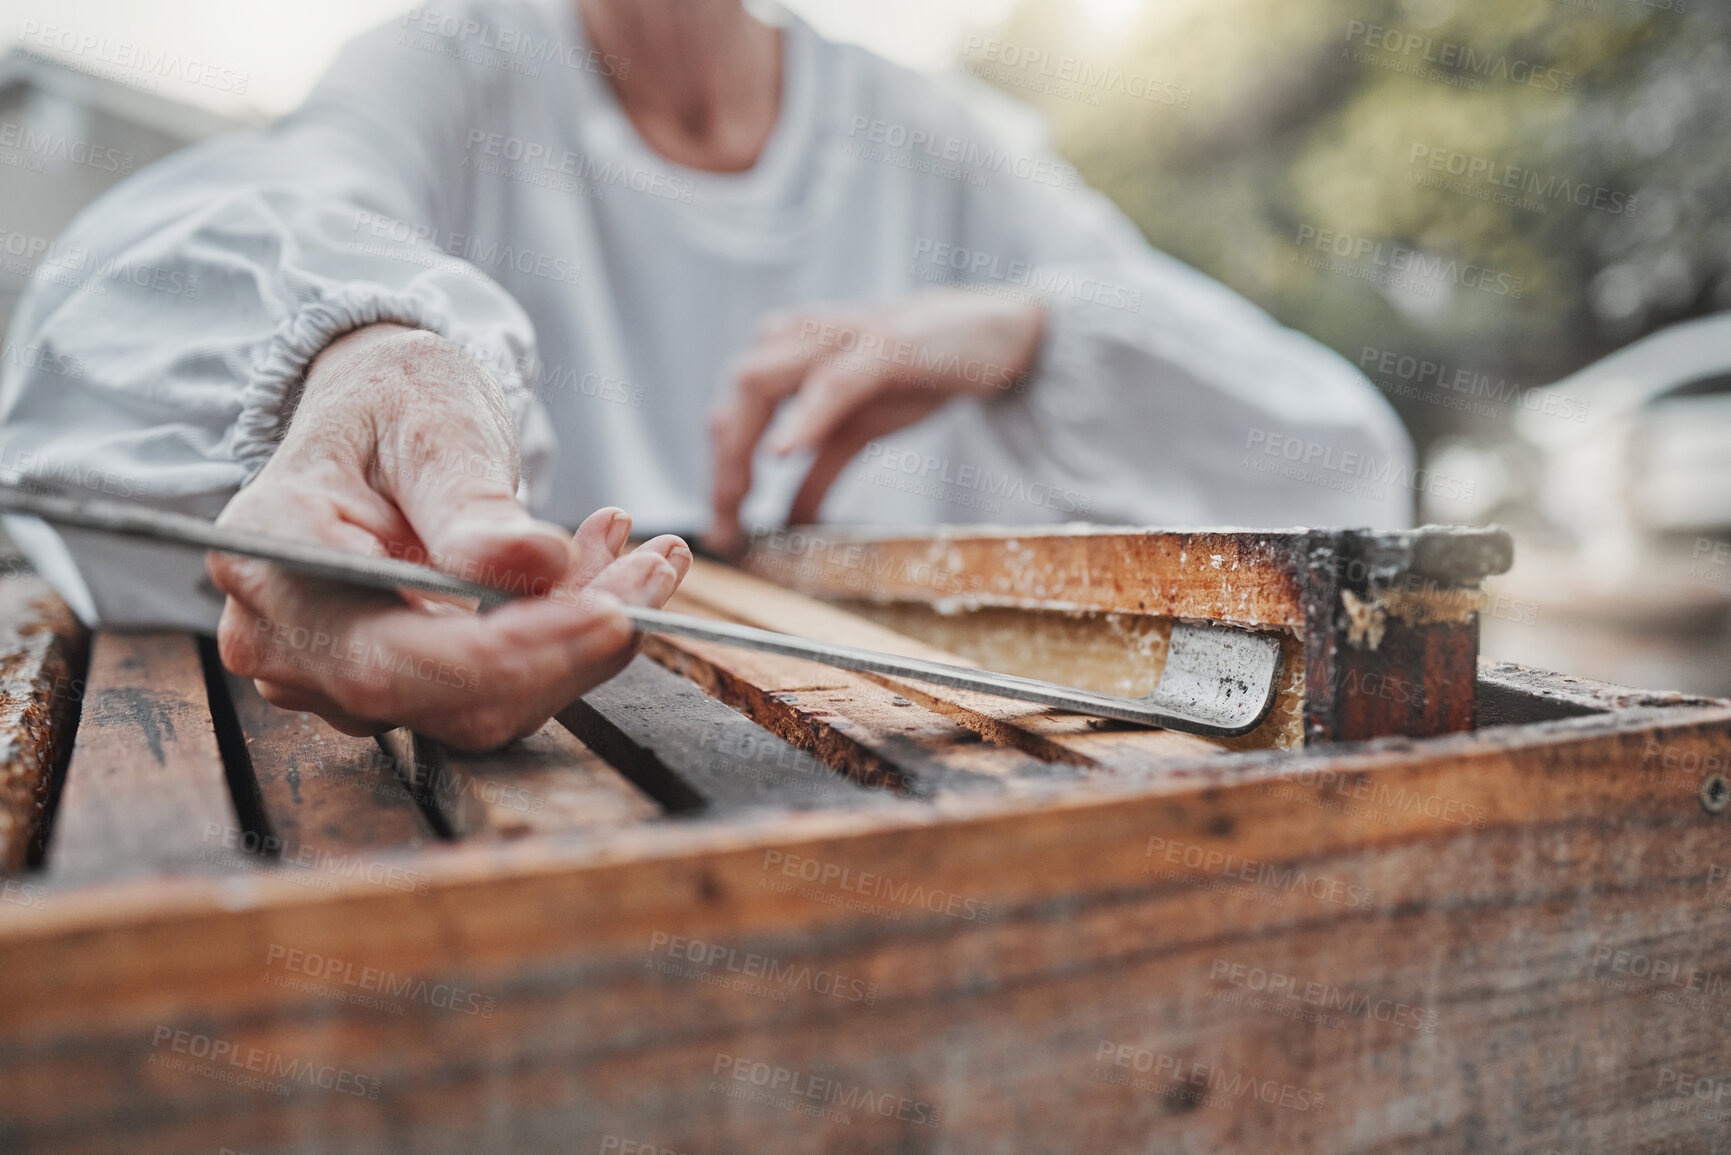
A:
603;509;632;553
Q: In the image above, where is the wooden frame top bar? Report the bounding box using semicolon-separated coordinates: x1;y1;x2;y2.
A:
741;525;1514;746
739;525;1513;627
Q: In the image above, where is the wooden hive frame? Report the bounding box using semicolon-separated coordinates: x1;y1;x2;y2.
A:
738;524;1514;748
0;525;1726;1154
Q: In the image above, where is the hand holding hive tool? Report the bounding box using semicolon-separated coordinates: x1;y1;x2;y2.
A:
0;483;1283;736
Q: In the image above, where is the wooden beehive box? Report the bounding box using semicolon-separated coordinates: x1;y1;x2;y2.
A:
0;525;1727;1154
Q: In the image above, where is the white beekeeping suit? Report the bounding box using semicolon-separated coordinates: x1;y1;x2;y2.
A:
0;0;1412;631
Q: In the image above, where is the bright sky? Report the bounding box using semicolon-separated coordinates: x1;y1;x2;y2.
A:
1;0;1035;120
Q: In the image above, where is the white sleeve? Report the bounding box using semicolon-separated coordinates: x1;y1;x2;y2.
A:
0;6;554;631
941;97;1415;531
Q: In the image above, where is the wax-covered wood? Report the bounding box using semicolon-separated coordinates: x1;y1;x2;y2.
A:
677;558;1226;765
739;526;1509;625
1;683;1728;1153
0;577;88;872
42;633;245;884
739;526;1321;625
742;527;1509;746
1474;657;1716;727
647;595;1072;797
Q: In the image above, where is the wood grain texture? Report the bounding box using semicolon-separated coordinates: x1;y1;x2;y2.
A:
225;672;433;856
828;599;1305;753
1475;658;1718;727
739;526;1511;626
744;528;1506;747
0;688;1727;1153
0;577;88;872
740;527;1318;626
678;558;1225;767
42;632;245;885
386;716;662;839
561;655;881;813
647;595;1077;798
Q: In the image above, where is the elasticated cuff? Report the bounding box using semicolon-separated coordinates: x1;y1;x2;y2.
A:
233;283;452;482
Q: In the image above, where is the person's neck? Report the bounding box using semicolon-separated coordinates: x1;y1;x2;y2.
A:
577;0;782;173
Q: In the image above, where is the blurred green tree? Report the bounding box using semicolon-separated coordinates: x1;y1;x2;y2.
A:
962;0;1729;450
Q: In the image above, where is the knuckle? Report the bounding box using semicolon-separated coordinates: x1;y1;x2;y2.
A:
217;621;259;676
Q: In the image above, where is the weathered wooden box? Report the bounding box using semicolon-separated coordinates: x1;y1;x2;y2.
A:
1;526;1727;1154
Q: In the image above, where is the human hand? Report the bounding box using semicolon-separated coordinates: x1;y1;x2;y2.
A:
209;323;690;750
705;290;1044;554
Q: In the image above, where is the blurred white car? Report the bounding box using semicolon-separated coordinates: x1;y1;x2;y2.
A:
1424;312;1731;693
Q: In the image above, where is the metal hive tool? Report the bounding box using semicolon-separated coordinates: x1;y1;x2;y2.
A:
0;483;1284;736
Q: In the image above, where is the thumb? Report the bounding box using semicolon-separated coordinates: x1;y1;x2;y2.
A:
380;428;573;600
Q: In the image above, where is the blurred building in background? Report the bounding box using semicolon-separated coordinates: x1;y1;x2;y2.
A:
0;48;244;343
3;0;1728;693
